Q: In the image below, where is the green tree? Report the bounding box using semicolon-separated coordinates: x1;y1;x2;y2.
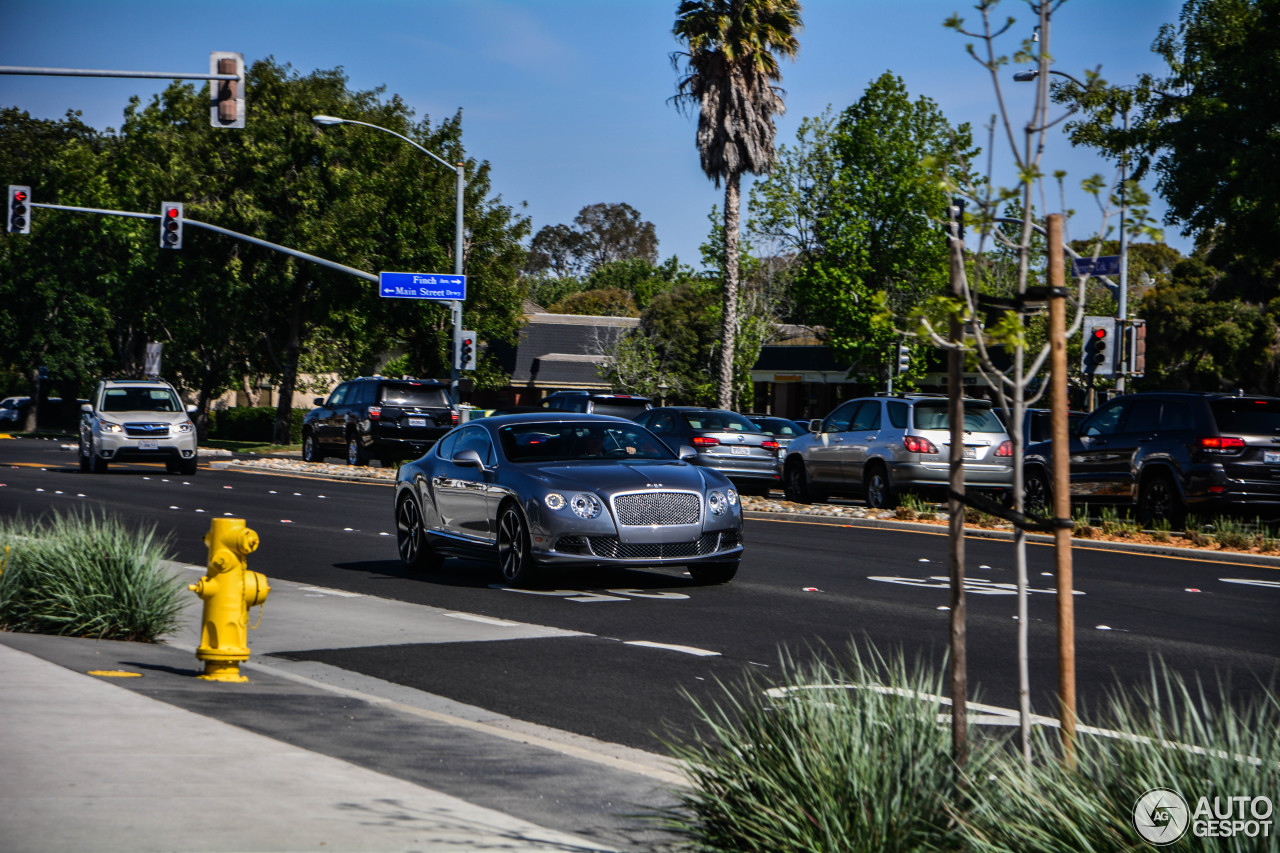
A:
524;202;657;279
672;0;802;410
547;287;639;317
606;283;721;404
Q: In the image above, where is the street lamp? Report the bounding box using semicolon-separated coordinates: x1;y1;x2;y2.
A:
312;114;467;402
1012;70;1131;391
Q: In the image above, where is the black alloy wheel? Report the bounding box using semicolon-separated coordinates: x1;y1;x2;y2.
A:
347;435;369;466
784;461;814;504
1138;471;1186;529
1024;469;1051;517
397;494;442;571
864;464;897;510
496;503;534;585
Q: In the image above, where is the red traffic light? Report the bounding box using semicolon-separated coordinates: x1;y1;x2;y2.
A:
165;207;180;219
12;190;26;204
1091;327;1106;339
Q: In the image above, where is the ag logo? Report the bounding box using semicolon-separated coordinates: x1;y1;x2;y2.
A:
1133;787;1190;845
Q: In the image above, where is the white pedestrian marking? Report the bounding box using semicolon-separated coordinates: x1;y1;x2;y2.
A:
625;640;720;657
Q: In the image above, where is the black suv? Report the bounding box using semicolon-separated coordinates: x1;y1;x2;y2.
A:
302;377;458;466
1024;391;1280;525
540;391;652;419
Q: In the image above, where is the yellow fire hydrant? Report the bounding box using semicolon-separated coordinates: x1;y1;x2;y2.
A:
189;518;269;682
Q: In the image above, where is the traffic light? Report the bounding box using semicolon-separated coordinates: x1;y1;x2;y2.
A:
456;329;476;371
1126;319;1146;376
896;343;911;374
159;203;183;249
8;185;31;234
947;197;966;243
1081;316;1115;375
209;52;245;129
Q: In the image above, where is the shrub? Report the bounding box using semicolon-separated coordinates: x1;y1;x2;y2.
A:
658;646;994;852
209;406;306;444
0;509;185;642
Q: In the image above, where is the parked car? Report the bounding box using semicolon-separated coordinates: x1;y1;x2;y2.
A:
302;376;458;466
744;414;810;451
0;396;30;427
393;412;743;585
633;407;782;495
78;379;198;474
994;406;1087;447
782;394;1014;508
1024;391;1280;526
540;390;652;419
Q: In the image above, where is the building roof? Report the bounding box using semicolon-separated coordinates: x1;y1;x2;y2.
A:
507;313;640;389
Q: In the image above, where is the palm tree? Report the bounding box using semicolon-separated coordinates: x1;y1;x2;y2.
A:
672;0;801;410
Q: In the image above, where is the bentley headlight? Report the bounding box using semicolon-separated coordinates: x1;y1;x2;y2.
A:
708;489;727;516
727;488;739;506
569;492;602;519
544;493;566;511
99;419;123;434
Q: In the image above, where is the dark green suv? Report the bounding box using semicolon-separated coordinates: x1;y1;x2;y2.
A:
1023;392;1280;526
302;377;458;466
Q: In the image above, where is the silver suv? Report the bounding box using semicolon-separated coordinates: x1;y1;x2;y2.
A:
782;395;1013;508
79;379;198;474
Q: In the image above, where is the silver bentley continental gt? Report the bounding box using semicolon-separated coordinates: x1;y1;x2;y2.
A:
394;412;743;585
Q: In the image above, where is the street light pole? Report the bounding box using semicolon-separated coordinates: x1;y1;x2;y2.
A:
312;114;466;402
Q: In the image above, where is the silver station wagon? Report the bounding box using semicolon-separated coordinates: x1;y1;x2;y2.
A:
782;395;1014;508
394;412;744;585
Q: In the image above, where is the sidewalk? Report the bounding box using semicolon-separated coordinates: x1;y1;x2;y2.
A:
0;565;685;853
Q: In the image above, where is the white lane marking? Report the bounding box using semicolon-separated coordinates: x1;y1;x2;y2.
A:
606;588;690;600
1221;577;1280;590
444;612;523;627
867;575;1084;596
494;586;689;603
625;640;720;657
297;586;362;598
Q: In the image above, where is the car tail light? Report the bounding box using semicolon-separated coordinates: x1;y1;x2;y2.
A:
451;410;460;425
762;439;780;453
368;406;381;420
995;440;1013;457
903;435;938;454
1200;436;1245;451
692;436;720;447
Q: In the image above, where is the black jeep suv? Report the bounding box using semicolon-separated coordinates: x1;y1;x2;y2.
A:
1023;391;1280;526
302;377;458;466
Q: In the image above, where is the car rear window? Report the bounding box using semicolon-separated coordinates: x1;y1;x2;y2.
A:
911;401;1005;433
380;385;450;408
683;412;761;432
590;399;651;419
1209;398;1280;435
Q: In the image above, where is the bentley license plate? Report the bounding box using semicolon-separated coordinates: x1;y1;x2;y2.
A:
138;440;158;450
408;417;427;428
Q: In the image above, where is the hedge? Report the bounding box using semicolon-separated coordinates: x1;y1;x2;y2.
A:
208;406;306;444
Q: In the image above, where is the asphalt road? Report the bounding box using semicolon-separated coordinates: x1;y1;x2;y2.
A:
2;437;1277;753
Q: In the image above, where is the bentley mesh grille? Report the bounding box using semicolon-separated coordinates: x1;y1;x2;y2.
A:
554;532;734;560
613;491;701;526
124;423;170;438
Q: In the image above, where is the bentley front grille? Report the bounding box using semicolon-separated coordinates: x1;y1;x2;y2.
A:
553;531;735;560
612;491;701;526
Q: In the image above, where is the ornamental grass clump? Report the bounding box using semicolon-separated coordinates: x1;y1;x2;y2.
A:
0;509;185;642
958;664;1280;853
659;645;993;852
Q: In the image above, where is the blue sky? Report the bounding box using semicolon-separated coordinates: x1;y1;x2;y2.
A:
1;0;1190;269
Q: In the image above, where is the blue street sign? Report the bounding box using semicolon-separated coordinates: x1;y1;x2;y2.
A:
1071;255;1121;277
379;271;466;301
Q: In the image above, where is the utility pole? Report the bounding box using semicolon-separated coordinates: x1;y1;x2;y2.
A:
946;202;968;767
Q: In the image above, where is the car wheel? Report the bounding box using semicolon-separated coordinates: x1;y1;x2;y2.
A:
397;493;443;571
78;436;90;472
784;460;816;504
1138;471;1186;529
87;441;109;474
179;455;198;476
688;560;738;584
347;434;369;466
864;464;897;510
302;432;323;463
1024;469;1051;517
495;502;535;586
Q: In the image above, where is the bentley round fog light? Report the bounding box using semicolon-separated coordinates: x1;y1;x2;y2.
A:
569;493;602;519
544;493;566;511
708;490;727;516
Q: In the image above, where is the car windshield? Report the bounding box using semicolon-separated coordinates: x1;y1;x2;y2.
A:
1209;398;1280;435
682;411;762;432
499;422;674;463
911;401;1005;433
102;387;182;413
380;385;449;407
756;418;803;437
